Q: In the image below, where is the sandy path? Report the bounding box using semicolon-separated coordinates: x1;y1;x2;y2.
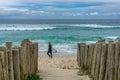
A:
38;57;90;80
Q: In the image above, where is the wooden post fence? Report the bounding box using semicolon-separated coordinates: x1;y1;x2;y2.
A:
77;40;120;80
0;39;38;80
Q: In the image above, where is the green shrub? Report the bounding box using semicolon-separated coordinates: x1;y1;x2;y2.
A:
78;65;89;75
78;66;93;80
25;74;42;80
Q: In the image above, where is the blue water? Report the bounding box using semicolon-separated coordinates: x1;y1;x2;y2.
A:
0;19;120;56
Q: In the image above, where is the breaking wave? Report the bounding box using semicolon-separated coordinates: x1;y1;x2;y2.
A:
0;24;55;31
72;24;120;28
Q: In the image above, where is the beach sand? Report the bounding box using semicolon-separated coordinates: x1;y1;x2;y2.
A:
38;56;90;80
38;56;78;69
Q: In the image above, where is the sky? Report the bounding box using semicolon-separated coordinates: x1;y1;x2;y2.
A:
0;0;120;19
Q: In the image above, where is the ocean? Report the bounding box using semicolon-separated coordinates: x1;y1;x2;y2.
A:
0;19;120;56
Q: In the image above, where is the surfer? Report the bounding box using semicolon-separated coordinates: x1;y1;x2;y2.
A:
47;42;53;58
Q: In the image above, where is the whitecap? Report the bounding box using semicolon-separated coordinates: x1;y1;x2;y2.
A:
71;24;120;28
104;36;118;40
0;24;56;31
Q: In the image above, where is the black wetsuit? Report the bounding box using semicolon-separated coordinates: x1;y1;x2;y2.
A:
47;44;52;58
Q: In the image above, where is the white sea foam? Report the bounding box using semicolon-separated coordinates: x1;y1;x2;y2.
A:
51;44;76;54
0;27;55;31
104;36;118;40
72;24;120;28
0;24;55;31
85;41;96;44
39;43;77;56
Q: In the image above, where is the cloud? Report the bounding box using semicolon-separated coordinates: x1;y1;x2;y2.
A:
102;12;120;15
90;12;99;15
0;0;20;7
0;7;29;15
0;7;54;17
0;0;120;19
20;0;120;3
64;12;82;16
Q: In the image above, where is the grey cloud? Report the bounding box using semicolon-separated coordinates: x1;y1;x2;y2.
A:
0;0;120;19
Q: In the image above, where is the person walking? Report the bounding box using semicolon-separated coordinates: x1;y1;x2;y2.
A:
47;42;53;58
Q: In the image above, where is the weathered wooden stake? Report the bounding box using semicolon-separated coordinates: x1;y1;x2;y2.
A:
108;42;115;80
6;42;14;80
84;45;88;67
12;48;20;80
0;51;4;80
94;42;102;80
91;42;98;77
77;43;81;67
114;42;120;80
99;43;108;80
80;43;86;67
21;39;31;75
88;44;95;72
33;42;38;73
0;46;9;80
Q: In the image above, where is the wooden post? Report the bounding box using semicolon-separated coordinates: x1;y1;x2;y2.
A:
5;47;9;80
19;46;24;80
79;43;86;67
0;51;4;80
0;50;5;80
118;41;120;80
94;42;102;80
99;43;108;80
114;42;120;80
6;42;14;80
26;41;31;74
0;57;2;79
77;43;81;67
110;42;115;80
30;43;34;73
91;42;99;77
12;48;20;80
84;45;88;67
118;57;120;80
21;40;27;75
87;45;90;71
0;46;9;80
33;42;38;73
105;42;115;80
21;39;31;74
88;44;95;72
79;43;85;67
